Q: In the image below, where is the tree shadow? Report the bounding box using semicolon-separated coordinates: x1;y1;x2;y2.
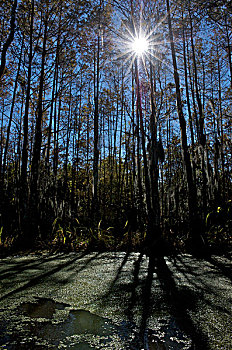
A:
204;255;232;282
155;256;210;350
137;255;155;348
126;252;144;324
0;251;97;302
173;255;232;316
94;252;142;311
54;251;101;283
95;252;209;348
104;251;131;296
0;253;67;281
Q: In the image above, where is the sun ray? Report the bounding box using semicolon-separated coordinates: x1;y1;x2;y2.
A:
143;50;173;72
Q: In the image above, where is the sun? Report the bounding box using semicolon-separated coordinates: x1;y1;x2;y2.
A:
131;36;149;56
114;18;166;72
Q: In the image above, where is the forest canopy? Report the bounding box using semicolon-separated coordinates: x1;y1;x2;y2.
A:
0;0;231;255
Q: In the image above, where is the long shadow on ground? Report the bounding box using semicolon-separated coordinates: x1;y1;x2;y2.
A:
138;254;155;348
205;255;232;282
0;252;99;302
125;252;144;323
155;256;210;350
174;255;231;315
0;253;67;281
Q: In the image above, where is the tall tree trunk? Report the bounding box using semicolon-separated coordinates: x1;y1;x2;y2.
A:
0;0;17;80
182;20;195;147
46;49;58;170
189;9;205;146
134;63;144;227
135;58;157;251
118;67;124;206
20;0;34;236
0;102;5;179
46;1;61;170
92;34;100;222
166;0;202;252
54;92;61;177
64;83;72;188
131;64;136;205
217;44;226;201
29;15;48;241
225;17;232;90
147;58;161;251
86;84;91;218
2;43;23;181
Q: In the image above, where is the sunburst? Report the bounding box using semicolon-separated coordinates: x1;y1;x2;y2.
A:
131;36;148;56
112;9;171;76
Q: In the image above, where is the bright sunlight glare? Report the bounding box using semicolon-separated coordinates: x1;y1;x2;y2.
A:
131;37;148;56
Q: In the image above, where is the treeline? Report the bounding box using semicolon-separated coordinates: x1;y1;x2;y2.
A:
0;0;231;254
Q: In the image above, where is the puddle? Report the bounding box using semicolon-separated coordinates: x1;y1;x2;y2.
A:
19;297;68;319
0;298;192;349
31;311;191;349
64;309;116;336
29;309;133;346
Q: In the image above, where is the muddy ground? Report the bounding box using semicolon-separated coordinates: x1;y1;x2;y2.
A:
0;252;231;349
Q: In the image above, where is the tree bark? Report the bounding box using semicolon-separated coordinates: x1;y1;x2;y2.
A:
92;34;100;221
166;0;202;252
29;14;48;241
2;43;23;180
20;0;34;237
0;0;17;80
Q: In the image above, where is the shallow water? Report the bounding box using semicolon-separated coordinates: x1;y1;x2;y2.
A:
19;297;68;319
0;297;191;349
